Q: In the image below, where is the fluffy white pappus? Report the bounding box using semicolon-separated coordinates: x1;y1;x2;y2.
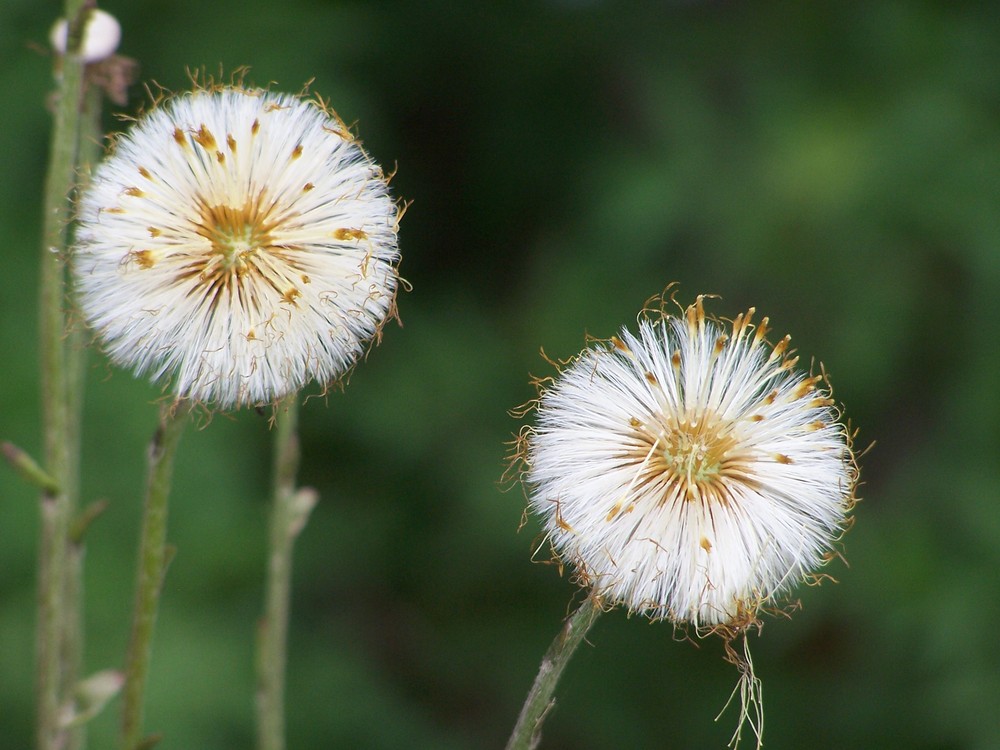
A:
524;298;856;629
73;86;401;408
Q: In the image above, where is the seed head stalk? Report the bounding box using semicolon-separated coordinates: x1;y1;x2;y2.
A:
506;596;603;750
121;401;190;750
256;392;317;750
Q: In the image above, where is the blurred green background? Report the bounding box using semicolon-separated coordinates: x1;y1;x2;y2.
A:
3;1;999;748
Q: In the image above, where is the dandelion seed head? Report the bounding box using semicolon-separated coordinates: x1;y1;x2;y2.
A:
521;297;856;630
73;84;401;408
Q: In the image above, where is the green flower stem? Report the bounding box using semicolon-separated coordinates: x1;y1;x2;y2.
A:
62;76;106;750
506;595;604;750
256;393;317;750
36;3;94;749
61;527;85;750
121;401;190;750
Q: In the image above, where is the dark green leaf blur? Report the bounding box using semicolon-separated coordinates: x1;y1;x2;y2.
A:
2;1;997;748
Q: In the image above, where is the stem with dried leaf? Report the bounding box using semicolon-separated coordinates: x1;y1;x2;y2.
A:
36;2;94;747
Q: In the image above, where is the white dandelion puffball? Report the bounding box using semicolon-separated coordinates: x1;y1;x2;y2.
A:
524;298;856;629
73;86;401;408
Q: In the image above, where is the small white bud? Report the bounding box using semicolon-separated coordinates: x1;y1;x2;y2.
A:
59;669;124;729
50;9;121;64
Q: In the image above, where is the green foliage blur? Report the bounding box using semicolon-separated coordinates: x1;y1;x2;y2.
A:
3;1;999;748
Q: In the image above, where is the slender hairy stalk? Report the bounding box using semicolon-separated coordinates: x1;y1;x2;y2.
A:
256;393;317;750
506;596;604;750
36;3;93;748
61;77;106;750
121;401;190;750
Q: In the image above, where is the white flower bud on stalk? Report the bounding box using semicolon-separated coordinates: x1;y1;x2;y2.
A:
50;9;121;63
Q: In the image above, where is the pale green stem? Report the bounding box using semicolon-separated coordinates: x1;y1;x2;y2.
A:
62;74;105;750
62;532;85;750
256;393;316;750
36;3;94;749
505;596;604;750
121;401;190;750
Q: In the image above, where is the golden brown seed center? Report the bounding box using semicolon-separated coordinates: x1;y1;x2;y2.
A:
201;203;274;273
663;425;726;485
641;413;743;504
